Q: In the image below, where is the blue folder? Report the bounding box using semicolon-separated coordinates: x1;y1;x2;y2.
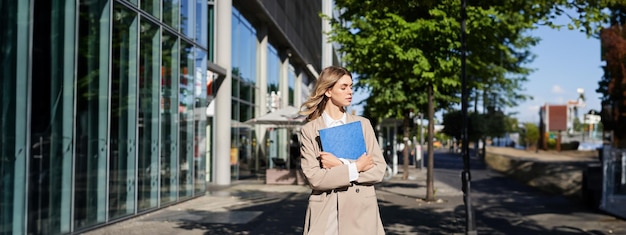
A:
319;121;366;160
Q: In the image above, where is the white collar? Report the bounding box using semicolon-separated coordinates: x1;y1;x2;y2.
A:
322;112;347;127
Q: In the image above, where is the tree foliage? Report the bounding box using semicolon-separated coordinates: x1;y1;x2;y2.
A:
327;0;618;200
521;122;540;149
599;21;626;140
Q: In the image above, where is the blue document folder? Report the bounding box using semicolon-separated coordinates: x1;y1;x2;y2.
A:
319;121;366;160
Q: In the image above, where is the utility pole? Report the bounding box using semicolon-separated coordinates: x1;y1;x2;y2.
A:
461;0;477;233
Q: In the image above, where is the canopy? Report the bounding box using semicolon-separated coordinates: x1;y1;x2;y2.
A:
244;106;306;127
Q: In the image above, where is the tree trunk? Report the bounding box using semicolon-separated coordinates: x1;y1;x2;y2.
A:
426;84;436;201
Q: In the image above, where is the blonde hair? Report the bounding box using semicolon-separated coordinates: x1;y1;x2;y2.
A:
299;66;352;121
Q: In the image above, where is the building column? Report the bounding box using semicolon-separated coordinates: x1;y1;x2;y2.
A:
295;71;303;106
279;53;289;109
321;0;333;68
255;25;269;173
214;0;232;185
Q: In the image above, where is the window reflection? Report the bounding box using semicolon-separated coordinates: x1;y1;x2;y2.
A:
230;9;258;179
288;65;296;106
74;0;110;229
140;0;160;18
181;0;193;38
179;42;195;198
163;0;179;30
161;32;179;205
138;19;160;211
194;49;207;194
109;4;138;219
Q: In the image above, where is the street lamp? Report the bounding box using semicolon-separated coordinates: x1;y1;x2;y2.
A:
461;0;477;233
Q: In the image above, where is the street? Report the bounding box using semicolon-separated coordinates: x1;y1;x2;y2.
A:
424;150;626;235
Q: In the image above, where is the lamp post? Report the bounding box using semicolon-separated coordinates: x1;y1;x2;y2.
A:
461;0;477;233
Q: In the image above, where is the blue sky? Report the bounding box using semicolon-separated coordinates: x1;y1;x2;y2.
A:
510;25;603;123
349;22;604;124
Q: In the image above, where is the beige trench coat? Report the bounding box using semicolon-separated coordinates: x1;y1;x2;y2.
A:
299;114;387;235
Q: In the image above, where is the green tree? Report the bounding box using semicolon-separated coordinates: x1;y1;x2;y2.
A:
521;122;540;150
328;0;615;201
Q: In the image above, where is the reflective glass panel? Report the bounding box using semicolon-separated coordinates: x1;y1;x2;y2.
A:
195;0;207;47
230;9;256;178
26;0;76;234
163;0;179;30
179;42;194;198
74;0;110;229
161;33;179;205
137;19;160;211
194;49;207;194
207;2;214;61
109;4;138;219
288;65;295;106
267;46;280;111
0;1;30;234
180;0;193;38
140;0;160;18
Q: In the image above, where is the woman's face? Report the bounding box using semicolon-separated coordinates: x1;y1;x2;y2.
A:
325;75;353;108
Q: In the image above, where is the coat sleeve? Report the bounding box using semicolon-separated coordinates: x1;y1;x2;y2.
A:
300;123;352;191
355;118;386;184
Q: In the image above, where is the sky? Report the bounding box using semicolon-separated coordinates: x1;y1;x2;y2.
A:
349;18;605;124
510;25;603;123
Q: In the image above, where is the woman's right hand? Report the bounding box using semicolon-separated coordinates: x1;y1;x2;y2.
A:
355;153;374;172
318;152;343;169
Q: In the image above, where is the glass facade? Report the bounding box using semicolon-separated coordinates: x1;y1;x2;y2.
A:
137;19;160;211
267;45;280;111
1;1;30;234
1;0;211;233
109;3;139;220
0;0;318;233
231;9;257;179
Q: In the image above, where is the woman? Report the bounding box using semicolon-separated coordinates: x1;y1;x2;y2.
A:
299;66;387;235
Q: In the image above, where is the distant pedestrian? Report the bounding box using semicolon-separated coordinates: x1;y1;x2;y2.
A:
298;66;387;235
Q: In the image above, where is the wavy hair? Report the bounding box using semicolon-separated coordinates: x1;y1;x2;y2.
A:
299;66;352;121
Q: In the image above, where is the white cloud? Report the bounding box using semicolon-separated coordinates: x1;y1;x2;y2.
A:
552;85;565;94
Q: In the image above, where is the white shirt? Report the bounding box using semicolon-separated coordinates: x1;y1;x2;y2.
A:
321;112;359;182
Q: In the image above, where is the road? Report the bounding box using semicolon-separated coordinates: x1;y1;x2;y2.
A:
426;150;626;235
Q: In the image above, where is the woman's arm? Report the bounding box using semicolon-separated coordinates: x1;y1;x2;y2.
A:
354;119;386;184
300;124;352;191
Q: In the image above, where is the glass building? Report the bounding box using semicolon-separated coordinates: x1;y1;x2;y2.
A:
1;0;336;234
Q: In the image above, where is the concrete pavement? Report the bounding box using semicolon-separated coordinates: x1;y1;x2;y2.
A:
83;166;464;235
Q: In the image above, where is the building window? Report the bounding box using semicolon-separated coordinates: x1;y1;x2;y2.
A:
137;18;161;211
74;0;111;229
109;4;139;219
160;32;179;205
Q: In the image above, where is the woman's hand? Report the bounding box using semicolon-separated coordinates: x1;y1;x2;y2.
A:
318;152;343;169
355;153;374;172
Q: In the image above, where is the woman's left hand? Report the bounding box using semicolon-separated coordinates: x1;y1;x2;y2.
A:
318;152;343;169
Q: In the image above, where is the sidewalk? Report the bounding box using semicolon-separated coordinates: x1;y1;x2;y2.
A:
84;167;450;235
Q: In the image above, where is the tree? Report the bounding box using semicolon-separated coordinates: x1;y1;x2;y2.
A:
599;5;626;146
328;0;615;201
521;122;540;150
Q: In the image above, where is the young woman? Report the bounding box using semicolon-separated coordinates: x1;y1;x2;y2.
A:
299;66;387;235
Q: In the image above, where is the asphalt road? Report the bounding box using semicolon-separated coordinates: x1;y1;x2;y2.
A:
428;150;626;235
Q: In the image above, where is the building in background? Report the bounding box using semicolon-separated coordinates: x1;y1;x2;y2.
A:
0;0;337;234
